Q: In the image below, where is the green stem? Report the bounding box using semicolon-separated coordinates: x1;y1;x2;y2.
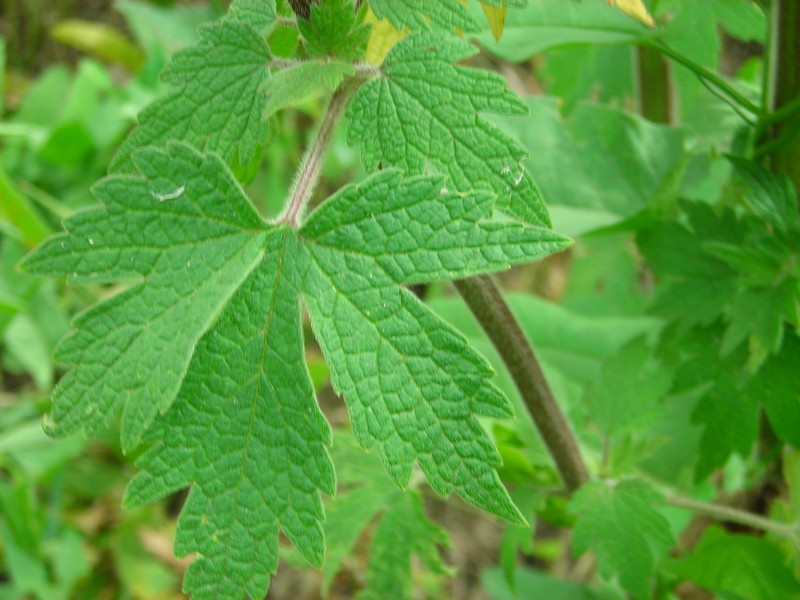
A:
454;275;589;492
764;0;800;192
635;44;674;124
279;81;356;227
666;496;799;541
645;40;761;117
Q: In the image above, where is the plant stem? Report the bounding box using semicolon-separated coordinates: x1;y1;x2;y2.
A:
764;0;800;192
269;59;380;77
279;81;356;227
645;40;761;117
666;496;799;541
635;44;674;124
454;275;589;492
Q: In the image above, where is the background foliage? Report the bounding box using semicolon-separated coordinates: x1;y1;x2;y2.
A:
1;0;799;599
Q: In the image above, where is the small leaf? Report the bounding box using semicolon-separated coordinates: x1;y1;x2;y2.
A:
583;336;671;438
263;60;355;117
746;334;800;449
299;0;370;59
357;493;450;600
481;3;509;41
570;479;674;600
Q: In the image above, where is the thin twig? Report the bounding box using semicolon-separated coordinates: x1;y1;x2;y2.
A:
645;40;762;117
454;275;589;492
666;496;799;540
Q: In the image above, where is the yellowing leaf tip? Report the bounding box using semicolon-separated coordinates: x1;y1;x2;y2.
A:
608;0;656;28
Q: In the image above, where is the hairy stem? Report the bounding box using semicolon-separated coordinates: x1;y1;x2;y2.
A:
666;496;799;541
454;275;589;492
280;81;356;227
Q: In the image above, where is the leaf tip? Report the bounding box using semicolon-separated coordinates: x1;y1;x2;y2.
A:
608;0;657;28
481;3;508;42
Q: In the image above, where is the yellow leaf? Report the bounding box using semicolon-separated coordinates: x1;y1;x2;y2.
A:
51;19;144;71
364;8;406;65
481;3;509;41
608;0;656;28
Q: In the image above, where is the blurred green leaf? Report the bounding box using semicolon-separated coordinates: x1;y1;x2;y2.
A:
483;566;623;600
583;336;672;438
494;98;686;219
0;167;50;249
470;0;657;62
665;526;800;600
51;20;144;71
570;479;673;600
746;334;800;449
264;60;355;117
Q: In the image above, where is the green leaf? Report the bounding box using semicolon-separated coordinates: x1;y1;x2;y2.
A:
49;19;144;71
347;33;549;227
321;434;400;594
482;566;623;600
492;97;686;219
320;434;452;600
746;334;800;449
24;144;567;596
299;0;370;59
721;280;799;369
729;156;799;233
677;332;758;481
665;526;800;600
227;0;278;32
369;0;480;33
110;4;275;173
570;479;674;600
264;61;355;118
301;171;567;520
126;227;333;598
357;492;450;600
637;203;741;327
583;336;671;438
20;145;269;451
300;172;568;284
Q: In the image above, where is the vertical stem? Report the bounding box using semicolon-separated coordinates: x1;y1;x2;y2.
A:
766;0;800;193
635;44;674;124
454;275;589;492
280;82;356;227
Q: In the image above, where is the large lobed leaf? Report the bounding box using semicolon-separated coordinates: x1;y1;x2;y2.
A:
22;143;568;598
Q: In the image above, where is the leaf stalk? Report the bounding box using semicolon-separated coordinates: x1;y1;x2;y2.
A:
666;496;799;541
645;40;761;117
279;80;357;227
